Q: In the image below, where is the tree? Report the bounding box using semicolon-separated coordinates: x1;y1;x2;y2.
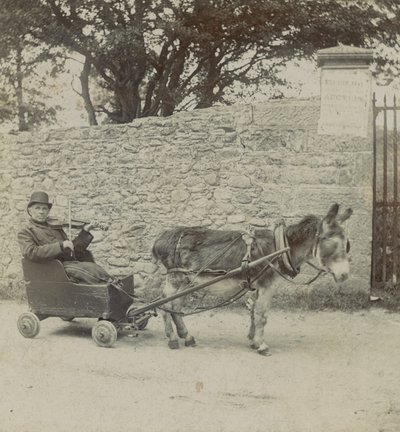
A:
0;0;64;131
3;0;395;125
370;0;400;87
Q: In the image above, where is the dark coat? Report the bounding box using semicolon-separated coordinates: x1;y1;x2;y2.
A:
17;219;94;263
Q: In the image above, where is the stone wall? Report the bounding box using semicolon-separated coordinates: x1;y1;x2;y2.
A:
0;98;373;298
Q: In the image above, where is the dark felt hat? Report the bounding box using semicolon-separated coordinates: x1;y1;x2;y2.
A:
27;191;52;209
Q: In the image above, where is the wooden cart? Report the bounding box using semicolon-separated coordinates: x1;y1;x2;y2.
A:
17;259;153;348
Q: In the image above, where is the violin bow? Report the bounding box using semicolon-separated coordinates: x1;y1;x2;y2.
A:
68;198;75;259
68;198;72;241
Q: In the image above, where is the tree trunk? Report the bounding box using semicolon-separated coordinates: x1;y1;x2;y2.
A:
114;80;141;122
160;44;188;117
195;52;219;110
80;57;98;126
15;45;28;131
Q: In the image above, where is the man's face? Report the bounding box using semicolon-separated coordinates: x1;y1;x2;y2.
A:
29;203;51;223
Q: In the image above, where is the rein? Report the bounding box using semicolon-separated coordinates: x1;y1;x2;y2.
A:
157;285;249;316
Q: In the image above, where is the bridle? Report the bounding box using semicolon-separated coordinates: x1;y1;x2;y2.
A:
271;221;328;285
310;222;351;278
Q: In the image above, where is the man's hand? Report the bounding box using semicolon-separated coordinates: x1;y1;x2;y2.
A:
83;222;96;232
62;240;74;251
83;221;108;232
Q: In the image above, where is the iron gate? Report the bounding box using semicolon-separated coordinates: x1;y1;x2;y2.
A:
372;94;400;290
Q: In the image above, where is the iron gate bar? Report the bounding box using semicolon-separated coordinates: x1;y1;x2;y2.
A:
382;95;388;284
393;95;398;285
371;93;378;287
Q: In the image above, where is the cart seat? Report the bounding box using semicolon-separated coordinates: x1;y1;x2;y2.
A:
22;259;70;282
21;259;134;294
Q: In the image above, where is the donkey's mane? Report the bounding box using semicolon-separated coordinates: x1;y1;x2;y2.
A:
286;215;320;247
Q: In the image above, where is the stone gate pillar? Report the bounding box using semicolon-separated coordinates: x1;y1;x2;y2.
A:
317;45;374;137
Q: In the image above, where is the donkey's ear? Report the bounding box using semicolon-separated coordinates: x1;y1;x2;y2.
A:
337;208;353;223
324;203;340;224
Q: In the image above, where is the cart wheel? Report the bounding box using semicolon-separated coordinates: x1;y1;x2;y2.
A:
17;312;40;338
92;320;117;348
60;317;75;322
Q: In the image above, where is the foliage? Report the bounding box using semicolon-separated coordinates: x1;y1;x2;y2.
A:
0;0;64;131
1;0;398;125
371;0;400;86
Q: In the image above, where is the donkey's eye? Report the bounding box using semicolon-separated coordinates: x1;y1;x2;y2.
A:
346;240;350;253
320;238;337;256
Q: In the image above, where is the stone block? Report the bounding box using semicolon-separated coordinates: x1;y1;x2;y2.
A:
190;197;213;209
227;214;246;224
204;173;220;186
251;100;320;129
213;202;235;215
227;175;252;188
11;177;34;191
214;188;233;202
16;132;33;143
123;195;140;205
279;166;339;185
171;188;190;203
107;256;131;267
131;261;158;274
306;133;370;153
234;191;253;204
280;187;372;217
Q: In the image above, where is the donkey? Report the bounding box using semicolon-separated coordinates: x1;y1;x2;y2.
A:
152;203;352;355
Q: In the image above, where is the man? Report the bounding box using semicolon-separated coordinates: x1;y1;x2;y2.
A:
18;191;112;284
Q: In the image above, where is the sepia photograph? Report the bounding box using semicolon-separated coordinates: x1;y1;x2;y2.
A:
0;1;399;431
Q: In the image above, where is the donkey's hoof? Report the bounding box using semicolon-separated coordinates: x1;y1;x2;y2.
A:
185;336;196;347
168;340;180;350
257;347;271;356
250;342;258;350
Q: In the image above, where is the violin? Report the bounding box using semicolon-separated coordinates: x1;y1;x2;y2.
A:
47;217;109;231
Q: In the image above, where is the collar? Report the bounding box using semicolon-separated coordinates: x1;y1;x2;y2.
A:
274;221;299;278
29;218;49;228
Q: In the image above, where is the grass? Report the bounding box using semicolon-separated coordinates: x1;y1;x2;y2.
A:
270;282;370;311
369;286;400;312
2;275;393;312
139;275;373;312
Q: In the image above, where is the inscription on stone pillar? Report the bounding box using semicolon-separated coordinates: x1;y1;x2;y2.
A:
317;45;373;138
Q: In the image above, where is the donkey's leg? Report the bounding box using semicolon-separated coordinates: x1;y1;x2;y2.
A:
168;274;196;347
251;286;274;356
171;306;196;347
162;312;180;349
247;292;257;344
161;275;181;349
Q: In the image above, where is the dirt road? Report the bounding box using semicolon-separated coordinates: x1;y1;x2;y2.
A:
1;300;399;432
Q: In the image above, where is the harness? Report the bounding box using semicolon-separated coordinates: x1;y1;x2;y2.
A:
160;221;329;316
269;220;328;285
274;221;299;278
